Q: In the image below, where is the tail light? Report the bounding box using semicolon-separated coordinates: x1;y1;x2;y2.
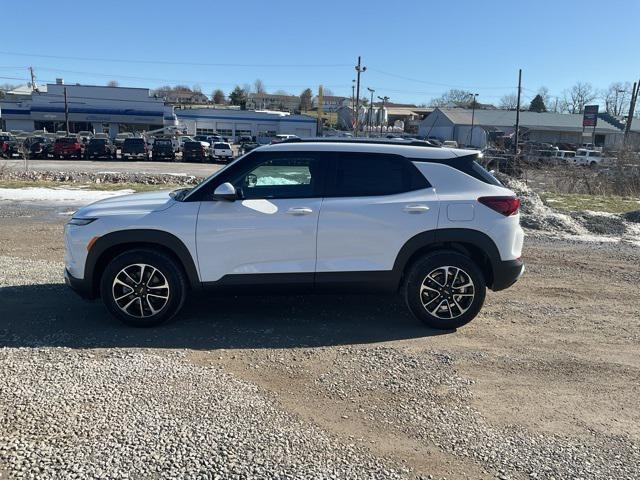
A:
478;196;520;216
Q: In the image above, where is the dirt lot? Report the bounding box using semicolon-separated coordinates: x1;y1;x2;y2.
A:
0;202;639;479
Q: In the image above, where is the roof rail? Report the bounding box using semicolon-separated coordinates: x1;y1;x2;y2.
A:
279;137;441;148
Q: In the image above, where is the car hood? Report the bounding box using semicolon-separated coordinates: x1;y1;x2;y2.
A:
75;190;176;217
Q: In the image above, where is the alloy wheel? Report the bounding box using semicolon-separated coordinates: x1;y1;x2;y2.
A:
112;263;170;318
420;266;475;319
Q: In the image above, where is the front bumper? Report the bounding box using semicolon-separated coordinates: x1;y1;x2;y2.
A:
64;268;95;299
491;258;525;291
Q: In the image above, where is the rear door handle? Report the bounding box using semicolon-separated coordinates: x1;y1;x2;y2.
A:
403;204;430;214
286;207;313;215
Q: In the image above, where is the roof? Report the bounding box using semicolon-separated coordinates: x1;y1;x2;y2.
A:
261;139;477;160
429;108;622;132
6;84;47;95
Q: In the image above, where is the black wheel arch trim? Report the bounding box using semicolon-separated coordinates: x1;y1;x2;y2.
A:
392;228;519;291
84;229;200;297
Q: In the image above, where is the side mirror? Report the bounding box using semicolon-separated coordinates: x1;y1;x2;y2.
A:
213;182;238;201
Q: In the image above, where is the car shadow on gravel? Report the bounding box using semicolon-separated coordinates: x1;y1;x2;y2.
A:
0;284;449;349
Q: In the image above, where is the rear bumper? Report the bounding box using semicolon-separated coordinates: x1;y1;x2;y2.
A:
491;258;525;291
64;268;95;299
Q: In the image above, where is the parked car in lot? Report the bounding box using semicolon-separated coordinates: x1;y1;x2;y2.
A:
0;134;14;158
114;132;134;148
212;142;233;161
121;138;149;160
53;137;83;159
64;138;525;329
182;141;207;162
85;138;117;159
270;134;299;144
77;131;93;144
574;149;603;167
25;136;54;159
554;150;576;164
193;135;212;148
442;140;459;148
151;138;176;161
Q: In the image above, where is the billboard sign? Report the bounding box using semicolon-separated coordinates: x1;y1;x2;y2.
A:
583;105;599;127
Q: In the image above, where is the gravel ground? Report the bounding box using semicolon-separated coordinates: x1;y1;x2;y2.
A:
0;203;639;479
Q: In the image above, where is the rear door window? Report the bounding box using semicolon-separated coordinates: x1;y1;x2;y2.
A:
328;152;430;197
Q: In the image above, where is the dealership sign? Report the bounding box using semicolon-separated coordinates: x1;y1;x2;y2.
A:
583;105;599;127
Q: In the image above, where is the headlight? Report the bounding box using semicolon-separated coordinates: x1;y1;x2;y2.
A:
68;217;97;226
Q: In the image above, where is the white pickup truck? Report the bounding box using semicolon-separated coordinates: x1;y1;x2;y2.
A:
212;142;233;162
574;149;604;167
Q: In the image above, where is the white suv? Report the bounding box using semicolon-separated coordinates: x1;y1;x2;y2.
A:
64;139;524;330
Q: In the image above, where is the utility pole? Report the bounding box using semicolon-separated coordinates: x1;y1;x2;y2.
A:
29;67;37;92
367;87;375;136
64;87;70;134
467;93;479;146
624;80;639;145
514;69;522;156
378;95;389;135
354;56;366;137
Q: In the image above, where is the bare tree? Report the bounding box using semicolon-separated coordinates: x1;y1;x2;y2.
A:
429;89;473;107
562;82;597;114
273;89;291;96
254;79;266;94
499;93;518;110
323;87;334;96
107;80;119;87
537;87;551;107
602;82;632;116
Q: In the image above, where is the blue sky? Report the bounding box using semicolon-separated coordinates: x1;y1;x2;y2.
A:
1;0;638;106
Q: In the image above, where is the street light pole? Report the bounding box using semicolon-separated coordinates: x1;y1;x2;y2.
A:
468;93;479;147
367;87;375;136
351;80;356;134
64;87;70;135
378;95;389;135
354;56;366;137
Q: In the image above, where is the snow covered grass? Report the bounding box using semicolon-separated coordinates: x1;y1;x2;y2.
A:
0;186;135;204
0;179;181;193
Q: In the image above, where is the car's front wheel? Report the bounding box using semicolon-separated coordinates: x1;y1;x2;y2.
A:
403;251;486;330
100;249;187;327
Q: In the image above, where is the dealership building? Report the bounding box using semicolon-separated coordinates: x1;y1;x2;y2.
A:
0;82;318;141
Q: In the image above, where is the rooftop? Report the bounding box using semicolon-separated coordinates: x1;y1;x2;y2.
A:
429;108;623;132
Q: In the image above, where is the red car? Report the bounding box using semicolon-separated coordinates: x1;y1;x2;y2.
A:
53;137;83;159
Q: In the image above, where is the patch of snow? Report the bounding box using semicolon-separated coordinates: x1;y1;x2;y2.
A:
0;187;134;205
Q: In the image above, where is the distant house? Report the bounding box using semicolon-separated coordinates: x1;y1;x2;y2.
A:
312;95;350;112
418;108;627;149
247;93;301;112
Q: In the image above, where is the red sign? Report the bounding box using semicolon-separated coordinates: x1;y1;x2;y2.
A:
583;105;599;127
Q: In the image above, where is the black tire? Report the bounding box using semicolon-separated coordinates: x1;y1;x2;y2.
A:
403;251;486;330
99;249;187;327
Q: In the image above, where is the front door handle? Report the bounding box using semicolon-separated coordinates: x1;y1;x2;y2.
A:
286;207;313;215
403;204;430;214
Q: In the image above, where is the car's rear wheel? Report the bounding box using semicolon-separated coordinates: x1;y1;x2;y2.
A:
100;249;187;327
403;251;486;330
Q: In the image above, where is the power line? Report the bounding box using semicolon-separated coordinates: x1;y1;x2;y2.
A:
0;50;351;68
368;68;517;90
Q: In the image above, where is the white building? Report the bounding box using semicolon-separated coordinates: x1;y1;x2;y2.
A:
312;95;350;112
175;108;317;142
0;82;173;136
